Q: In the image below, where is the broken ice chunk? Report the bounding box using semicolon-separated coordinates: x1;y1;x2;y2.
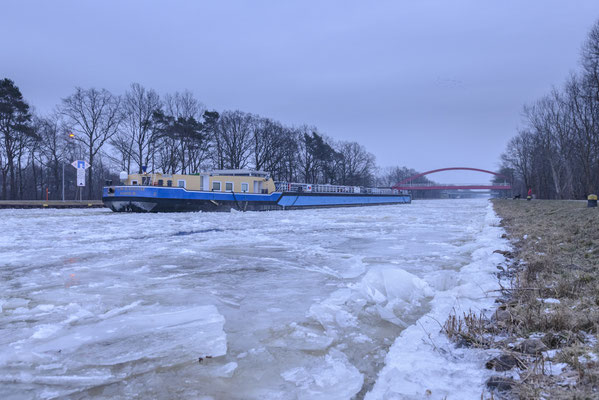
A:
281;349;363;400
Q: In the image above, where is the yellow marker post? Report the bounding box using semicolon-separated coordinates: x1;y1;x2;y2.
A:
588;194;597;208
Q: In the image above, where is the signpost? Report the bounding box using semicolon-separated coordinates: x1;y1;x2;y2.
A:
71;160;91;200
76;169;86;187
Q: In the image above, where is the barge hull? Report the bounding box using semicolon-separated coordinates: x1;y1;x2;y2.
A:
102;186;411;212
277;193;411;209
102;187;411;212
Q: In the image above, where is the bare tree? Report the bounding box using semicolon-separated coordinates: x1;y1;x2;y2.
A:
214;110;254;169
120;83;161;173
582;20;599;97
296;126;317;183
524;97;565;198
61;87;123;198
269;126;299;181
564;75;597;194
336;141;376;186
109;133;135;174
35;113;68;198
500;20;599;199
158;91;207;173
251;117;293;173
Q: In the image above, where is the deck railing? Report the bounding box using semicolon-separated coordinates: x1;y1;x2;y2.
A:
274;182;401;195
399;182;509;187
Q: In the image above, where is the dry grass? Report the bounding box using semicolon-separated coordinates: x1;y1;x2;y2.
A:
444;200;599;399
443;309;492;348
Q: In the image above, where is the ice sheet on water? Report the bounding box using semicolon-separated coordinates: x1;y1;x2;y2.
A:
40;305;224;362
307;266;434;340
335;255;366;278
307;288;356;337
0;304;226;397
2;298;30;309
359;267;434;326
200;361;238;378
281;349;363;400
270;322;334;351
298;264;438;393
0;199;507;399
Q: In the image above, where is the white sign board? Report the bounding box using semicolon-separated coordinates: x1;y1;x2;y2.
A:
77;168;86;187
71;160;91;169
71;160;90;187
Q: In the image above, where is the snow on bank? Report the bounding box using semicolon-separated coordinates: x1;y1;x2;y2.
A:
365;202;510;400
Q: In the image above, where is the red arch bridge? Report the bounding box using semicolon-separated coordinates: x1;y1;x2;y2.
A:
391;167;512;191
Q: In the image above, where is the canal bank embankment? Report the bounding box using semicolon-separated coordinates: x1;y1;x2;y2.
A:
451;200;599;398
0;200;104;209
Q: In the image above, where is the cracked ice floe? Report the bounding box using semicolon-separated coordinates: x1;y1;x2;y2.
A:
281;349;363;400
358;267;434;327
307;267;434;338
0;305;226;395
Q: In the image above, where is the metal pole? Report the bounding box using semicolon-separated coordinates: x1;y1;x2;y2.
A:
62;162;65;202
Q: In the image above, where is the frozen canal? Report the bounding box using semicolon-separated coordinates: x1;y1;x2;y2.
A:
0;199;507;399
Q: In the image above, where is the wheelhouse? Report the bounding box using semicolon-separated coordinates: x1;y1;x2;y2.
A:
120;169;277;194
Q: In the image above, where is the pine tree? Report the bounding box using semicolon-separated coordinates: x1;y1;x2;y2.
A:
0;79;33;199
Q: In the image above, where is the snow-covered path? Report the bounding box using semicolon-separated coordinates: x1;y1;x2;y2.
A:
0;199;507;399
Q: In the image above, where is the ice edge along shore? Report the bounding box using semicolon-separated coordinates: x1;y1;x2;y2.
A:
366;202;510;399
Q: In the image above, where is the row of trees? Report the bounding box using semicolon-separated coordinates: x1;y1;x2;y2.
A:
499;20;599;199
1;80;432;200
378;166;440;199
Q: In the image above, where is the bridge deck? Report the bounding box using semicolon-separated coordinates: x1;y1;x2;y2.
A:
394;167;512;191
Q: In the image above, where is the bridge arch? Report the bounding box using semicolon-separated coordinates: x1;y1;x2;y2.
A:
395;167;508;185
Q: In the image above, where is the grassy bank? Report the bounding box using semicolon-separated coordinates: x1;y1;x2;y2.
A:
493;199;599;398
445;200;599;398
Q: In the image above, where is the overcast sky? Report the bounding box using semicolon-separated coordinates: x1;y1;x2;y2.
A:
2;1;599;183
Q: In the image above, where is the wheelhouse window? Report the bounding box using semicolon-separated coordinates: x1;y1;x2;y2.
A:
167;180;172;187
177;180;186;188
158;179;164;186
212;181;221;191
225;182;234;192
131;180;138;185
241;182;249;193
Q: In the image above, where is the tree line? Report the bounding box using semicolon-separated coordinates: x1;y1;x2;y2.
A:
499;20;599;199
0;80;436;200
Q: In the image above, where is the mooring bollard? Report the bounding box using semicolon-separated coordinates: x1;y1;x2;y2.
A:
588;194;597;208
527;196;531;201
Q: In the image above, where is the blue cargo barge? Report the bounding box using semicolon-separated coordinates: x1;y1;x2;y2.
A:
102;169;411;212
